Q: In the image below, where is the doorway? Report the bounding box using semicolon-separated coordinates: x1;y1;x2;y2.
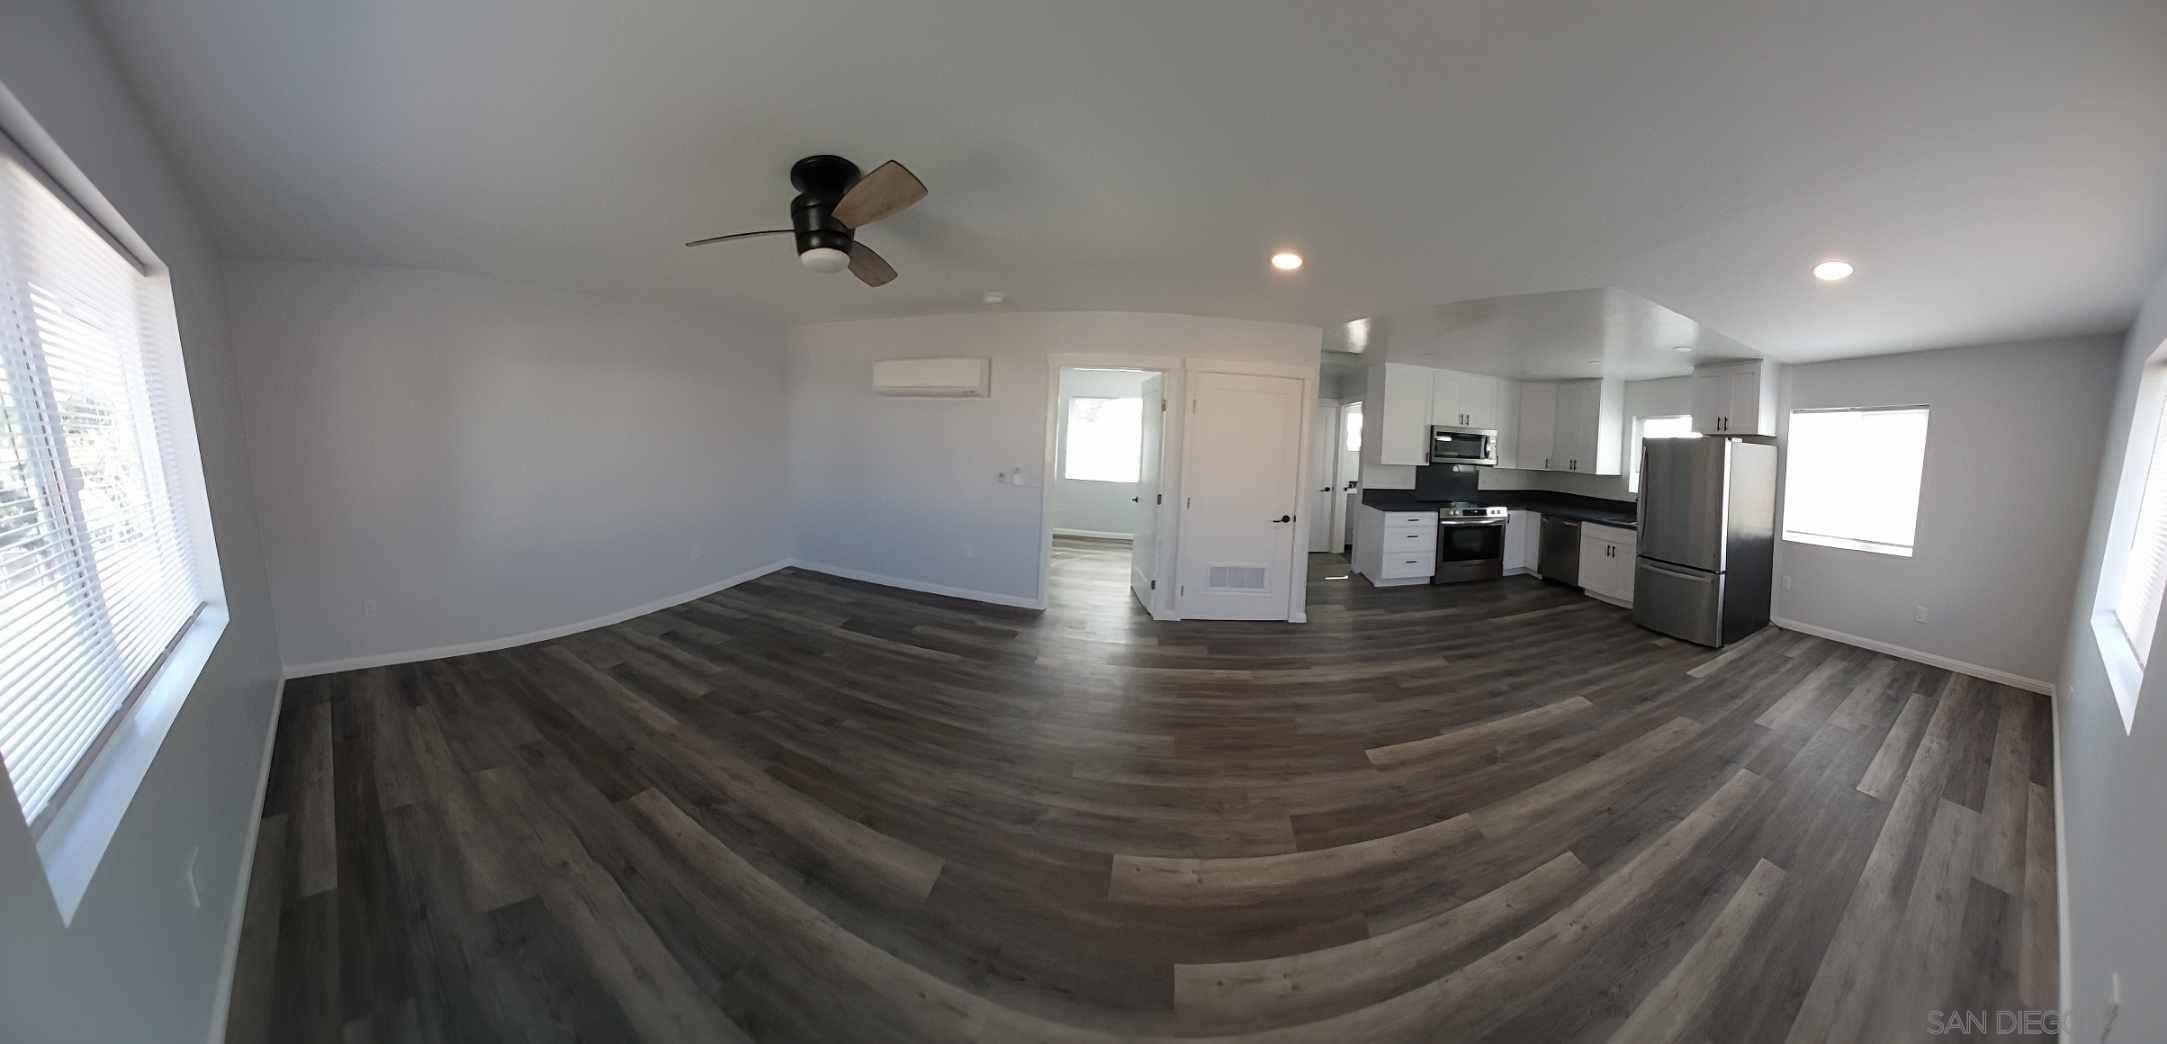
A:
1048;366;1159;612
1334;400;1362;555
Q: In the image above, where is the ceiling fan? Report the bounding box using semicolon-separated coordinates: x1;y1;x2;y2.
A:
685;154;926;287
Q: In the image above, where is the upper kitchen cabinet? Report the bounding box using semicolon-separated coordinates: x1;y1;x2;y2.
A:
1691;360;1779;436
1431;369;1508;430
1516;381;1557;471
1550;377;1624;474
1364;361;1435;467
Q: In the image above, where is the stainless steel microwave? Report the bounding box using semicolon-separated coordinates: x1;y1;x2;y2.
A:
1429;425;1498;466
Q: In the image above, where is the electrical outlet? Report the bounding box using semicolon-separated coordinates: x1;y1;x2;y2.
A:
1782;575;1792;591
1914;605;1928;623
181;846;201;909
362;599;377;618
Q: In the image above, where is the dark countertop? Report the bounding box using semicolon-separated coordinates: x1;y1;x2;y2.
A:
1360;489;1638;529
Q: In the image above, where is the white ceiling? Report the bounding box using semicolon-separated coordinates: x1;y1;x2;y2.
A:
1333;288;1762;381
88;0;2167;360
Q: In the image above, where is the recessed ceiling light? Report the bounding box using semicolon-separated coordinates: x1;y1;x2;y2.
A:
1271;251;1305;272
1813;259;1855;282
1673;345;1695;353
1585;358;1601;365
982;291;1006;305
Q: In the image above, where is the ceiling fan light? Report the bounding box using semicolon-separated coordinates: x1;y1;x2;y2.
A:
800;246;851;273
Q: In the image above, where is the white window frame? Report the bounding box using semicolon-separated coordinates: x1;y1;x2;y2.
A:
1779;405;1931;559
1061;394;1145;483
2090;348;2167;734
1628;413;1695;493
0;119;228;924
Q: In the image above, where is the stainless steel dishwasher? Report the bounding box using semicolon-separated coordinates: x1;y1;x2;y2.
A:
1538;516;1582;588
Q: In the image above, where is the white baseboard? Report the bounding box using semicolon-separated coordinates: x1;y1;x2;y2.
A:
1052;528;1133;541
205;675;285;1044
1770;616;2055;695
792;560;1043;609
282;559;795;678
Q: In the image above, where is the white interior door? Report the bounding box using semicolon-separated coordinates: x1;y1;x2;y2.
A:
1308;402;1337;552
1129;373;1166;609
1333;401;1361;552
1179;371;1304;620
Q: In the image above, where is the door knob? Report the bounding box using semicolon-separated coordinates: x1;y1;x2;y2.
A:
1131;496;1141;502
1272;514;1293;523
1318;487;1331;493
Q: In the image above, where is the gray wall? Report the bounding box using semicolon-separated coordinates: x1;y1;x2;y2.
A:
0;2;284;1042
1050;367;1151;537
789;311;1321;603
2055;267;2167;1041
1773;336;2119;687
223;261;792;672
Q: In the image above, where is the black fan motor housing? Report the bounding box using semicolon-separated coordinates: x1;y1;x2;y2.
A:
789;155;861;256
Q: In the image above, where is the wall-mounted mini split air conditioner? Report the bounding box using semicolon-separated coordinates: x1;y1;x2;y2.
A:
872;357;991;398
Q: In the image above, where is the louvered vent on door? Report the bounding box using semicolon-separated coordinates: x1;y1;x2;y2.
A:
1206;564;1269;591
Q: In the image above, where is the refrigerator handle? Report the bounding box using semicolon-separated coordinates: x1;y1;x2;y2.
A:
1638;559;1715;583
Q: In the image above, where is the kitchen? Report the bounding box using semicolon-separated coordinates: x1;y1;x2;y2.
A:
1340;290;1780;647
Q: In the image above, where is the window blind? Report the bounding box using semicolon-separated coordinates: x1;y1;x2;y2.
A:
2113;403;2167;665
0;146;203;829
1781;406;1930;557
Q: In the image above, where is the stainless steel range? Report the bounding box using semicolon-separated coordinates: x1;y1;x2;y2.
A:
1434;501;1510;584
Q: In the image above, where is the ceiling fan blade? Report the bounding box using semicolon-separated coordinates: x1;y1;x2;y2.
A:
684;228;791;248
831;161;927;228
848;241;897;287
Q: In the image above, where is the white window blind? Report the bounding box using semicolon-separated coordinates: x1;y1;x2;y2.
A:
1781;406;1930;557
2112;401;2167;665
0;144;204;830
1063;396;1144;483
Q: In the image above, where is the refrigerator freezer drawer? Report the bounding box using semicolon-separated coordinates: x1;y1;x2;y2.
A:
1631;558;1725;647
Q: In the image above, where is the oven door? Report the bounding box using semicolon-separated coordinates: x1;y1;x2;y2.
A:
1434;519;1507;583
1428;427;1497;466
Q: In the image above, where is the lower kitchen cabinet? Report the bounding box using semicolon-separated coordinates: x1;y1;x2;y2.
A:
1503;510;1538;575
1353;505;1437;587
1579;522;1636;606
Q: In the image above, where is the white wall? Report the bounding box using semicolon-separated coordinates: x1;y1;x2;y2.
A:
1773;335;2119;688
0;3;284;1042
2055;267;2167;1041
1050;367;1151;538
224;262;791;672
789;311;1321;604
1479;375;1694;501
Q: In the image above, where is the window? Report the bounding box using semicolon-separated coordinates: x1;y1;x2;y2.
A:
1063;396;1144;482
1628;413;1694;493
1781;406;1930;557
1343;402;1363;453
0;140;211;834
2111;399;2167;667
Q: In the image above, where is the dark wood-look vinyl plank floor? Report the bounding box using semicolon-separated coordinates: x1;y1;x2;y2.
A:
226;537;2056;1042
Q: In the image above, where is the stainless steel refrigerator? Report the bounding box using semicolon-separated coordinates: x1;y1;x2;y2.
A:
1631;437;1777;647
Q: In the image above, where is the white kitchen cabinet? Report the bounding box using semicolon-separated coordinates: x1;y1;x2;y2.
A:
1503;510;1538;575
1551;378;1624;474
1691;360;1779;436
1428;369;1509;430
1579;522;1637;606
1352;504;1436;587
1364;362;1435;467
1517;382;1557;471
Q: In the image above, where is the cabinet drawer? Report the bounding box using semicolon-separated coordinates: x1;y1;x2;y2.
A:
1378;551;1436;580
1381;527;1436;552
1383;511;1436;529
